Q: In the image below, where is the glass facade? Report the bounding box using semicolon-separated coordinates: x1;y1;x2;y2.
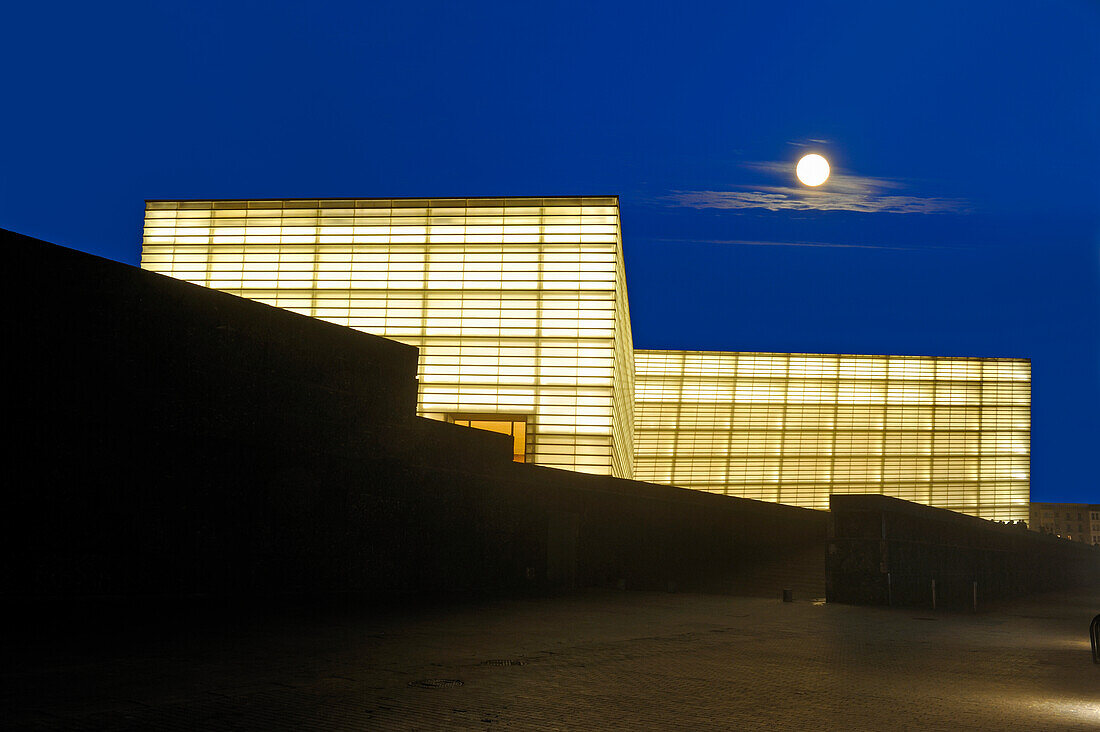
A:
634;350;1030;521
141;197;635;477
140;196;1032;521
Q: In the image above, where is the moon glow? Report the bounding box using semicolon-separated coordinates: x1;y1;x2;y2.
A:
796;154;830;186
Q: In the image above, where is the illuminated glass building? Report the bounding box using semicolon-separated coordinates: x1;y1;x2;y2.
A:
141;197;1030;521
634;351;1030;521
141;197;634;477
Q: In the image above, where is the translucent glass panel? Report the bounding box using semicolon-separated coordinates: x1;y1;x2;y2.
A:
142;197;634;477
634;350;1030;521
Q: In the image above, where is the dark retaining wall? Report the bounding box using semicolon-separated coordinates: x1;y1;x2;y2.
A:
827;494;1100;609
6;229;825;599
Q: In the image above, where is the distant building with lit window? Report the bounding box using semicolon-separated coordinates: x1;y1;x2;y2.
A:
1030;503;1100;545
140;196;1030;521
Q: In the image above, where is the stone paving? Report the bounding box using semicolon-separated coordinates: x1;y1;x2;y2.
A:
5;588;1099;730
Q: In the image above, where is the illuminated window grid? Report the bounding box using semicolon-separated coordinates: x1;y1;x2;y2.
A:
633;350;1029;521
141;197;634;478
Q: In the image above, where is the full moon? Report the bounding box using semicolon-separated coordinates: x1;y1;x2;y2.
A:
796;154;830;186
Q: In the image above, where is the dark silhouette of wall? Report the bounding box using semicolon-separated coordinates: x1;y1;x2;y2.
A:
6;229;825;599
827;494;1100;609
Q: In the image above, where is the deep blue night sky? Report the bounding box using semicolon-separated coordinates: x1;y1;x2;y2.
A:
3;2;1097;503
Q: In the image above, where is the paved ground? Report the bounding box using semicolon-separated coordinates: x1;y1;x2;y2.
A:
5;588;1099;730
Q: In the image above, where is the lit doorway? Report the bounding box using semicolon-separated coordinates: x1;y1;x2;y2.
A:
447;414;528;463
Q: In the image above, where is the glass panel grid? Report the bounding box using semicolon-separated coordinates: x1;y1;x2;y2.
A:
142;197;633;477
634;350;1030;521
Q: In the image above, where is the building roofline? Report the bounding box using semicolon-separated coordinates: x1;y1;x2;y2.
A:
144;194;621;204
1030;502;1100;507
633;348;1031;363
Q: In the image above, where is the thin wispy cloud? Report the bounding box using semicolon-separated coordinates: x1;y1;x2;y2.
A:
653;237;964;252
785;138;831;148
669;160;967;214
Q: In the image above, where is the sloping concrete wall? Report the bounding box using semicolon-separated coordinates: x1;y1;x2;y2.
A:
6;228;825;599
827;494;1100;609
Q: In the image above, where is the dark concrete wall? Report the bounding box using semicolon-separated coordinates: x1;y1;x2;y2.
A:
9;228;424;595
6;228;825;599
827;494;1100;609
359;457;827;597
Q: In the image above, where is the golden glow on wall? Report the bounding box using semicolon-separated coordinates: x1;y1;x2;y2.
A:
141;197;634;477
634;350;1030;521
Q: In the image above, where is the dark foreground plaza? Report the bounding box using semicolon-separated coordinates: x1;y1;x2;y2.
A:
7;588;1099;730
